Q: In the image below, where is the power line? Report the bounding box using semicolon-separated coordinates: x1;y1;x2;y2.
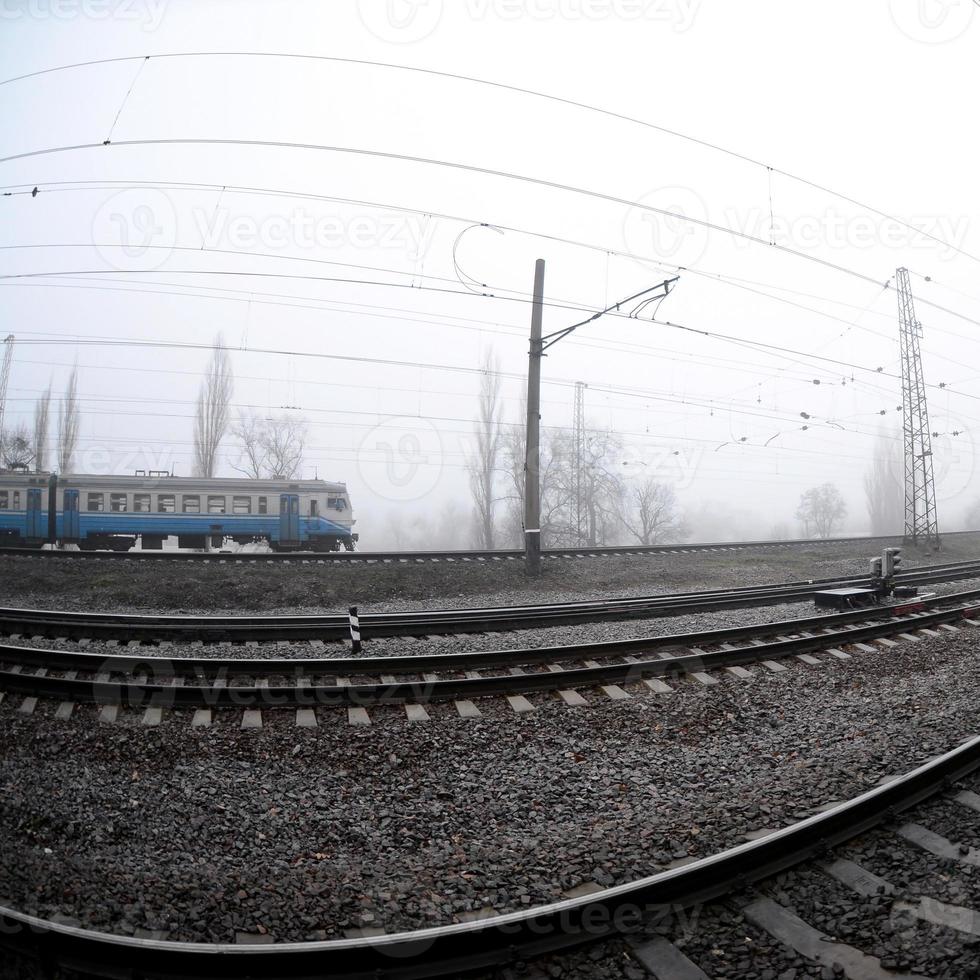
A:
1;50;975;265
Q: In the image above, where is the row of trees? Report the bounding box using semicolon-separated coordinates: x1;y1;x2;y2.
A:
466;351;687;550
192;337;309;480
0;368;80;474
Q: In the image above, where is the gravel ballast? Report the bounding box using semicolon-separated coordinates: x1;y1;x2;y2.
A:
3;626;980;948
0;535;969;614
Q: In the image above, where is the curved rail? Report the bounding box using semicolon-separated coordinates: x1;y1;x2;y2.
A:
1;557;978;642
2;732;978;978
3;589;979;708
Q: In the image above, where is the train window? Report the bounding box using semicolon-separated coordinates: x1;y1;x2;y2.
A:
158;494;175;513
134;494;151;512
13;491;20;509
232;496;251;514
207;496;226;514
110;493;127;513
327;497;346;511
0;491;6;510
86;493;104;512
310;499;319;516
182;495;201;513
258;496;268;514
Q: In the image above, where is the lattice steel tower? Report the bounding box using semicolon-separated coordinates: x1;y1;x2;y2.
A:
896;268;940;548
573;381;587;545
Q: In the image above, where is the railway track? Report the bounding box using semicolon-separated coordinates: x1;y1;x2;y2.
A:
1;556;978;643
3;730;980;978
0;530;968;563
2;585;979;717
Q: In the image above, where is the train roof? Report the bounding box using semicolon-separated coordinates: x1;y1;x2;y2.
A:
0;472;348;492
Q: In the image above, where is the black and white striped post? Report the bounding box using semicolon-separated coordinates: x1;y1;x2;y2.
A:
348;606;362;654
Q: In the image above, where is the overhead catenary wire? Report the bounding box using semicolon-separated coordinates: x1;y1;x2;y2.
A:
1;50;975;266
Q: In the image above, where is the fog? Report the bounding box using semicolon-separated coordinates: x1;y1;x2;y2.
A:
1;1;978;550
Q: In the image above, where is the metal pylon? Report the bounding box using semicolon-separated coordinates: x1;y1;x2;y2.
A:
573;381;586;544
895;268;940;548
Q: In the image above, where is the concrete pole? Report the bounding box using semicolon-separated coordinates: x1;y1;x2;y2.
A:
524;259;546;575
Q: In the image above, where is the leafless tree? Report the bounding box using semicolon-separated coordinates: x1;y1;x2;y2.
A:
231;412;307;480
231;413;267;479
796;483;847;538
33;383;51;473
619;477;686;545
467;350;502;549
57;366;80;473
193;336;233;478
864;429;903;535
262;415;307;479
2;421;34;471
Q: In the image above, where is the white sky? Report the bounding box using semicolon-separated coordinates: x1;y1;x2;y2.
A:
1;0;978;543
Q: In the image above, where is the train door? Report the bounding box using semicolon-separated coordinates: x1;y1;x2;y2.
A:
62;488;80;542
25;488;43;543
279;493;300;547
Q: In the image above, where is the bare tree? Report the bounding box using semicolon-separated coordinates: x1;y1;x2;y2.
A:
796;483;847;538
262;415;307;479
33;382;51;472
467;350;502;549
619;477;686;545
2;421;35;471
231;413;267;479
231;412;306;480
864;429;903;535
194;336;233;478
57;366;80;473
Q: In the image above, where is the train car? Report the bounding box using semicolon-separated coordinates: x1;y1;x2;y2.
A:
0;472;357;552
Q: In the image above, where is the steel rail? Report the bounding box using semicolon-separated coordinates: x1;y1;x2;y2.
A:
0;530;968;563
2;732;979;979
3;586;979;680
3;600;977;708
0;559;978;643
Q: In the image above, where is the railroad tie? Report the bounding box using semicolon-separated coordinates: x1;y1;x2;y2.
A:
454;700;481;719
558;689;587;707
689;671;719;687
506;694;534;713
743;896;915;980
191;709;212;728
404;704;430;723
141;707;163;727
241;709;262;729
54;702;74;720
347;706;371;726
601;685;630;700
897;823;980;867
630;936;710;980
295;708;317;728
98;704;119;724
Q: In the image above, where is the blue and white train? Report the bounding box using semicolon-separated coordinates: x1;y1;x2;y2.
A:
0;472;357;552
